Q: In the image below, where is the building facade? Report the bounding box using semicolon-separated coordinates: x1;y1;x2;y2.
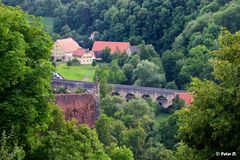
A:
52;38;81;61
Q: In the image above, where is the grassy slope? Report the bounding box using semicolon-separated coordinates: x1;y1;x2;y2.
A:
40;17;54;33
56;63;96;82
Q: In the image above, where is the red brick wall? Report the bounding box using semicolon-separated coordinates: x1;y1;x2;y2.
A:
55;94;98;128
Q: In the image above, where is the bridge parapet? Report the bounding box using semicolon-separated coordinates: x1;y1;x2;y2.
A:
52;79;98;93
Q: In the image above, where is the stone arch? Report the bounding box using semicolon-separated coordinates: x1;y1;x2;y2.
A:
142;94;151;100
125;93;135;101
112;92;120;96
156;95;167;101
156;95;168;107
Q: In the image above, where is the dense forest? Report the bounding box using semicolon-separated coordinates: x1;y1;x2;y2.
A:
1;1;240;160
3;0;240;89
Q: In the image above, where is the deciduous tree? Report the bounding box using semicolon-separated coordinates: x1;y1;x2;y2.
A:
108;60;127;84
134;60;166;88
177;30;240;159
0;4;54;152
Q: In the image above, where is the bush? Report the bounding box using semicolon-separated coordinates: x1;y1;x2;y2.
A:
71;58;80;65
56;87;67;94
67;60;73;68
52;61;57;67
166;81;178;90
92;59;97;67
76;87;86;93
157;106;171;114
102;48;112;63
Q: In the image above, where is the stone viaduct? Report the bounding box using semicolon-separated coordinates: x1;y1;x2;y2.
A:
52;79;192;108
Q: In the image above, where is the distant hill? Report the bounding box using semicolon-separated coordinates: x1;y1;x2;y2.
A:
2;0;239;53
2;0;240;89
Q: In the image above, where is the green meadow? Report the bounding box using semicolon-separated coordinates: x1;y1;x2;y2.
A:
56;63;96;82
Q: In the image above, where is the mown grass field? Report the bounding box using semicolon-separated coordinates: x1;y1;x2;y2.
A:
40;17;54;33
55;63;96;82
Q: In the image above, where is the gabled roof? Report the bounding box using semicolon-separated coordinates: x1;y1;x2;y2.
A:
92;41;130;54
56;38;81;53
73;48;96;58
73;48;86;57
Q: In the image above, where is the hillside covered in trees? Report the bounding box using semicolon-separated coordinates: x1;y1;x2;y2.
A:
3;0;240;89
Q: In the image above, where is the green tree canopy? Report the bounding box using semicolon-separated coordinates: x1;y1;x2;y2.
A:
134;60;166;88
0;4;54;152
162;50;185;83
123;63;134;85
108;60;127;84
97;97;175;160
0;130;25;160
107;145;134;160
177;30;240;159
94;66;112;98
178;45;213;87
35;120;110;160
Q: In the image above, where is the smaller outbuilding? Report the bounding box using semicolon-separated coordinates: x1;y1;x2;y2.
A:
126;46;140;55
72;48;96;65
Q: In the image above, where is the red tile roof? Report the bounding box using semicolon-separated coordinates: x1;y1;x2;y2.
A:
92;41;130;54
55;94;98;128
73;49;96;58
56;38;81;53
72;48;86;57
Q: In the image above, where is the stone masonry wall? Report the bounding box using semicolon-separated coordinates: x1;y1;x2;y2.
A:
55;94;98;128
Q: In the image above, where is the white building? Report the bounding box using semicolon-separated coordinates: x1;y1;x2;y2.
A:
52;38;81;61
